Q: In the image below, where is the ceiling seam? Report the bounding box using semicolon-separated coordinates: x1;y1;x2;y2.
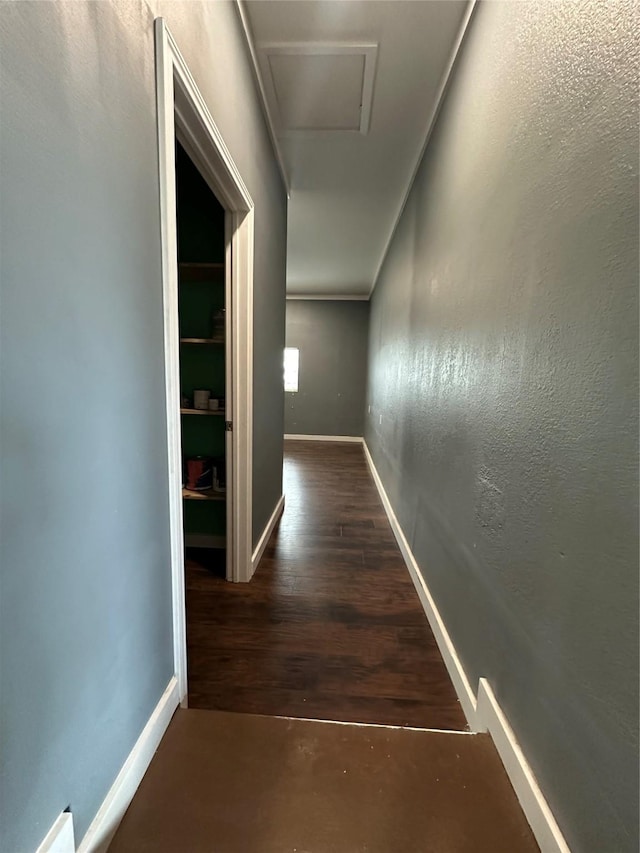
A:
235;0;291;198
367;0;479;300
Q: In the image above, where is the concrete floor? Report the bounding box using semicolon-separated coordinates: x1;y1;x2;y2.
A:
109;709;538;853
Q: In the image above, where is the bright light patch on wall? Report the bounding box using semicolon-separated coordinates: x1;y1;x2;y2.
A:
284;347;299;392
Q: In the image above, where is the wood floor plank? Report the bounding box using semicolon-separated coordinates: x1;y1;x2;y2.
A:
186;440;467;730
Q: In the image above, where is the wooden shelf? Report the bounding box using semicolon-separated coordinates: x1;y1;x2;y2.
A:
184;533;226;549
179;262;224;282
182;487;225;502
179;262;224;270
180;337;224;345
181;408;224;416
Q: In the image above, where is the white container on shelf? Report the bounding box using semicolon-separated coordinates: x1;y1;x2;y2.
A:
193;389;210;410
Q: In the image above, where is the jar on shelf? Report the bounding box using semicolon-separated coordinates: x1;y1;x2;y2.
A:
211;309;225;339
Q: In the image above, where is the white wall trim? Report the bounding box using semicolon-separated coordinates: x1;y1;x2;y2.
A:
362;441;478;726
77;677;179;853
251;494;285;574
362;441;571;853
155;17;188;704
476;679;571;853
155;17;255;700
35;813;74;853
224;206;254;584
284;434;363;443
286;293;370;301
235;0;290;196
368;0;478;298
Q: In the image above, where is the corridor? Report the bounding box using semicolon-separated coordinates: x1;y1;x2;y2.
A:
4;1;637;850
186;440;466;730
107;441;542;851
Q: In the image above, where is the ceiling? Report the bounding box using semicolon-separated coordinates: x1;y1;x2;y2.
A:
242;0;471;298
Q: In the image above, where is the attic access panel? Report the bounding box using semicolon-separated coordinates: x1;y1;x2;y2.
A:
257;43;378;135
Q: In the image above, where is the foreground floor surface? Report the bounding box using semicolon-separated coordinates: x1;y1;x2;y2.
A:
109;709;539;853
187;440;466;730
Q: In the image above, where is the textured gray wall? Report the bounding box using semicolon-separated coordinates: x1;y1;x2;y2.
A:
365;3;638;852
285;300;369;437
0;2;286;850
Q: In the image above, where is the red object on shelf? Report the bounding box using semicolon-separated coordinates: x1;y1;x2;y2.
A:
185;457;213;491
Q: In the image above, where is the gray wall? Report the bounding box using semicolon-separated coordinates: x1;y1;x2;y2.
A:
365;3;638;852
0;2;286;851
285;300;369;437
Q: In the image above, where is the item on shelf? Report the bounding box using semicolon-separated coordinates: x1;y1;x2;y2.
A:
211;309;225;339
185;456;213;491
208;398;219;411
181;395;190;409
212;456;226;493
193;389;210;410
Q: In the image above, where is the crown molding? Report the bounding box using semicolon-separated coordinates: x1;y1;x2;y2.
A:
286;293;370;302
235;0;291;197
368;0;479;297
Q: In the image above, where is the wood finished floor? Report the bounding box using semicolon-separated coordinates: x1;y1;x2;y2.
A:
186;440;467;730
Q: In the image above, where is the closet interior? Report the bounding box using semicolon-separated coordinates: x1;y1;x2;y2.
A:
175;141;227;573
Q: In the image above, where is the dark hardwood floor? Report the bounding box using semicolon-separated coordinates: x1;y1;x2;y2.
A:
186;440;467;730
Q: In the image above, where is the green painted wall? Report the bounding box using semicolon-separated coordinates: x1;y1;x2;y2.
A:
176;143;225;537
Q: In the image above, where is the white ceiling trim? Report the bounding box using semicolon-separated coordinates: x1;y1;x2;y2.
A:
286;293;370;301
368;0;479;297
257;42;378;137
235;0;291;196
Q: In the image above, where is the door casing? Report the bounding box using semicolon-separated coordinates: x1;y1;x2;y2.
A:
155;18;254;705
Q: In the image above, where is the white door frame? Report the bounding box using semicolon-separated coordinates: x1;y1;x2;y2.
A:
155;18;254;704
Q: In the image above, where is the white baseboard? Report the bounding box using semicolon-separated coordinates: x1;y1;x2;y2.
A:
77;676;179;853
362;442;478;727
36;812;75;853
251;494;285;573
362;441;571;853
476;679;571;853
284;434;363;443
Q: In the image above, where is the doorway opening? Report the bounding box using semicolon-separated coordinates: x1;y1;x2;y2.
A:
175;142;228;578
155;19;255;704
